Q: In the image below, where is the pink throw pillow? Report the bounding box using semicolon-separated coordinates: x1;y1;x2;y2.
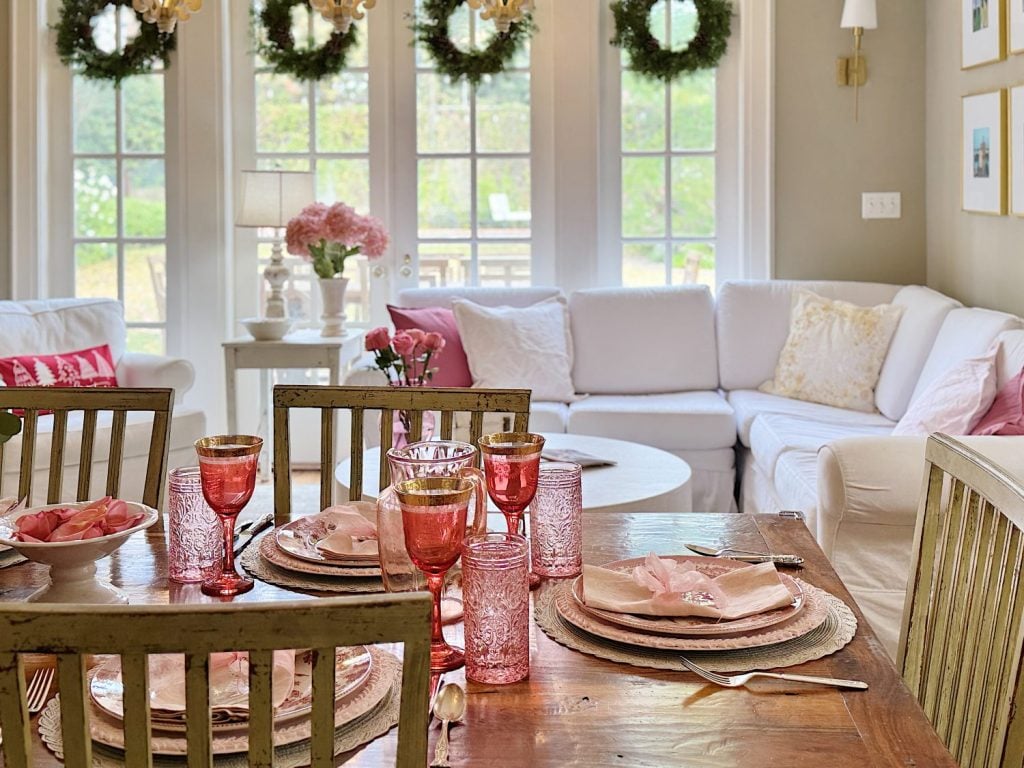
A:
892;349;998;437
0;344;119;416
387;305;473;388
971;368;1024;435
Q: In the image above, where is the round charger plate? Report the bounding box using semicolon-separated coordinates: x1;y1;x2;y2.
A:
261;534;381;578
571;556;805;637
89;646;373;732
555;576;829;652
275;504;379;565
83;647;395;756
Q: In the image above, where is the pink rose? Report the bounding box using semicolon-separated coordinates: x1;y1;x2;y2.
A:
423;332;446;353
365;327;391;351
392;331;416;356
406;329;426;346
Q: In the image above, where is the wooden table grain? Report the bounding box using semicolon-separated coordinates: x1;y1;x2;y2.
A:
0;513;954;767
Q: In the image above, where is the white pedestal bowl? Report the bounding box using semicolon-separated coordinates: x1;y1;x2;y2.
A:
0;502;159;604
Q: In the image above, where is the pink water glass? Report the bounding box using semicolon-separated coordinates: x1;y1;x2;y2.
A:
167;467;223;584
528;462;583;578
462;533;530;684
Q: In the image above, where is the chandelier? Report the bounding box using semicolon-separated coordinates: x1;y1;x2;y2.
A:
309;0;376;34
467;0;534;34
132;0;202;34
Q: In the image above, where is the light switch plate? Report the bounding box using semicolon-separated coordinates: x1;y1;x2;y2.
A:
862;192;901;219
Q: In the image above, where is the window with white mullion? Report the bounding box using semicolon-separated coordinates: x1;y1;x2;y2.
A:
619;0;717;289
251;0;372;324
414;1;532;288
71;4;168;354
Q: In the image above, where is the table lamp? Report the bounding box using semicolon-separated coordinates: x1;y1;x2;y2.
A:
236;170;315;319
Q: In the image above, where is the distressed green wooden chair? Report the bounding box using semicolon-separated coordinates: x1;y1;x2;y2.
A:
898;433;1024;768
272;385;532;525
0;387;173;515
0;592;431;768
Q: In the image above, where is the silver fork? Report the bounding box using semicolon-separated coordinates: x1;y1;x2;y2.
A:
680;656;868;690
26;667;55;713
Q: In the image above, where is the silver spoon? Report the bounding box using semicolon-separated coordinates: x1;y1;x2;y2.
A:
430;683;466;768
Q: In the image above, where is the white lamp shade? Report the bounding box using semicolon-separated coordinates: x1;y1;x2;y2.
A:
236;170;315;228
840;0;877;29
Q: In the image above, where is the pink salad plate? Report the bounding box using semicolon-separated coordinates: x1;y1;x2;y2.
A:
571;555;805;638
89;646;373;733
274;503;379;566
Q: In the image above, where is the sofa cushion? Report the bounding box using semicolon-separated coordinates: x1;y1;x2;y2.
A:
716;280;902;391
728;390;896;446
0;344;118;390
748;414;893;479
0;299;126;366
530;401;569;433
772;449;820;522
874;286;961;420
971;368;1024;435
387;305;472;388
397;286;563;310
909;307;1024;404
569;286;717;394
758;290;902;413
567;391;735;451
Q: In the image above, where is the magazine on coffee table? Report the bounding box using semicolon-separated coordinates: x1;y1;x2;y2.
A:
541;448;617;468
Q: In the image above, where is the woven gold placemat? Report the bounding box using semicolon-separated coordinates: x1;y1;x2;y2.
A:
38;651;401;767
240;532;385;594
535;580;857;673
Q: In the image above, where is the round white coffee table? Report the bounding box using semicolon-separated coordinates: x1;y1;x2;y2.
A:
333;433;692;514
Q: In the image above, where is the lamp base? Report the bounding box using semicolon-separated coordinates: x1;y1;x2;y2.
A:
264;240;290;320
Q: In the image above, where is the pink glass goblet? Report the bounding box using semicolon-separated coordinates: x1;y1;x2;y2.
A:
480;432;545;586
395;476;479;673
195;435;262;598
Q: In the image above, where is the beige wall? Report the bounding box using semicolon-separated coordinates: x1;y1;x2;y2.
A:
926;0;1024;316
774;0;926;284
0;0;10;299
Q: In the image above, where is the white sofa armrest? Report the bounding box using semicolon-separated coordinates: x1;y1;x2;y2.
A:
343;356;388;388
117;353;196;402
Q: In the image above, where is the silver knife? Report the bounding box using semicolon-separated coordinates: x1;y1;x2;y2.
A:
684;543;804;566
233;512;274;557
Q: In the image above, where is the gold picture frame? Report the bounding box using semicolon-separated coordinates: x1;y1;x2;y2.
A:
1011;0;1024;54
962;0;1007;69
962;89;1008;215
1010;84;1024;216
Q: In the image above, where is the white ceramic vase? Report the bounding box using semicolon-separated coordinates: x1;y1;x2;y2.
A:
318;277;349;337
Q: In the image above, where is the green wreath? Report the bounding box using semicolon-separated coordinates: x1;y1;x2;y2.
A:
55;0;175;85
255;0;360;81
413;0;535;86
611;0;732;82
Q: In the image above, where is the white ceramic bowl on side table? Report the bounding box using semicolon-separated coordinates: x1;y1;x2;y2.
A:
241;317;293;341
0;502;159;604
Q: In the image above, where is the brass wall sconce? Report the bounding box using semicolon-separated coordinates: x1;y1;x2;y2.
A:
835;0;877;121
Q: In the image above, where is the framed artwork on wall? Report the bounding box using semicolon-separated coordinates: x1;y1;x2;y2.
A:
1011;0;1024;53
1011;85;1024;215
962;0;1006;68
962;90;1007;215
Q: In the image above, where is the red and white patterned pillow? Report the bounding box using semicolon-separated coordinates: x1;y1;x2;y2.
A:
0;344;119;390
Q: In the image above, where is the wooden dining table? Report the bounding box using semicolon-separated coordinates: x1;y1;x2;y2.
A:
0;511;954;767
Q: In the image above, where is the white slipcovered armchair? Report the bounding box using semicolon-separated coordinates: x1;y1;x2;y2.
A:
0;298;206;505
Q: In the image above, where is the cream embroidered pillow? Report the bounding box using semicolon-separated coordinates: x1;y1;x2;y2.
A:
759;290;904;413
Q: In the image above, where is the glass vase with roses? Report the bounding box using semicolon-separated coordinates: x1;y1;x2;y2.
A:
366;327;447;448
285;202;389;337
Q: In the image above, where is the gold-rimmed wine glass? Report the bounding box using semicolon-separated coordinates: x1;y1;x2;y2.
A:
195;435;262;597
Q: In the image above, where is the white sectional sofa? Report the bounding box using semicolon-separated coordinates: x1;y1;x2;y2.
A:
0;299;206;505
349;280;1024;657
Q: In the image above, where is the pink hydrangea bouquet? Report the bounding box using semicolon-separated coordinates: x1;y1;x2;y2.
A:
365;327;446;386
285;202;389;279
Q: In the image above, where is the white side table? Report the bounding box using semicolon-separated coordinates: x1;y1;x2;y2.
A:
223;329;365;472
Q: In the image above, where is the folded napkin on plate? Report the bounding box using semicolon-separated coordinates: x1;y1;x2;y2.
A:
314;505;378;558
148;650;295;712
582;553;793;620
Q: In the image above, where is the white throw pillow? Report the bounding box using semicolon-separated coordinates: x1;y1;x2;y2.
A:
759;290;904;413
452;297;576;403
891;348;999;436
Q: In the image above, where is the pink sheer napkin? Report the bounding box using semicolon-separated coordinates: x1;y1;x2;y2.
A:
582;553;793;620
148;650;296;713
12;497;143;542
314;505;378;558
